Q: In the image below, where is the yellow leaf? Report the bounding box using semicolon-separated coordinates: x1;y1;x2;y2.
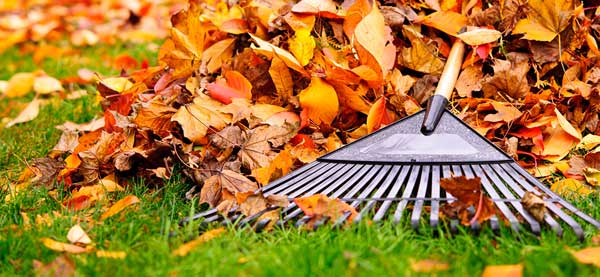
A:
98;77;134;94
269;57;294;100
409;259;450;273
249;33;306;75
172;228;226;256
577;134;600;151
298;77;339;125
5;98;42;128
512;0;574;42
289;29;315;66
419;11;467;36
71;174;124;201
481;264;523;277
5;72;34;98
96;250;127;259
551;178;594;197
569;247;600;267
41;238;89;254
100;195;140;220
33;76;64;95
399;26;445;74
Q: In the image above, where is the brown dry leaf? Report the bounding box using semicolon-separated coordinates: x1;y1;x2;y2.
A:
33;254;76;277
4;72;34;98
269;57;294;101
399;26;444;74
293;194;357;228
569;247;600;267
5;98;42;128
200;170;258;207
100;195;140;220
172;228;226;256
171;95;231;144
241;125;292;170
520;191;545;222
409;258;450;273
456;28;502;46
481;54;530;100
133;100;177;137
298;77;339;125
456;64;483;97
550;178;594;197
96;250;127;259
440;176;498;225
67;224;92;245
41;238;89;254
481;264;523;277
512;0;574;42
484;102;523;123
289;29;315;67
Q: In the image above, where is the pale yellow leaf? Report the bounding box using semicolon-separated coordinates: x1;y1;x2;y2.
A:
67;224;92;245
577;134;600;151
354;3;386;71
5;98;42;128
456;28;502;46
172;228;226;256
96;250;127;259
551;178;594;197
5;72;34;98
33;76;64;95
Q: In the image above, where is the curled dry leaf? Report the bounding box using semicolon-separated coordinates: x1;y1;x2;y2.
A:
293;194;357;228
172;228;226;256
520;191;546;222
100;195;140;220
439;176;499;225
41;237;89;254
67;224;92;245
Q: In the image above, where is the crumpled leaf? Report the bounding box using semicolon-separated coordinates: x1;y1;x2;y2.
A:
172;228;226;256
171;95;231;144
399;26;444;74
298;77;339;126
512;0;574;42
241;125;292;170
520;191;546;222
440;176;499;225
249;33;305;74
532;108;581;161
455;64;483;98
481;54;530;100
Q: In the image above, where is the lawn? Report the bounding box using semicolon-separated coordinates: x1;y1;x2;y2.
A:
1;40;600;276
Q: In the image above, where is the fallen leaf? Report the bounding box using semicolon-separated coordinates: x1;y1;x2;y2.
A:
4;72;34;98
67;224;92;245
569;247;600;267
269;57;294;102
249;33;305;74
419;11;467;36
96;250;127;259
206;70;253;104
289;29;315;67
100;195;140;220
366;97;392;133
520;191;545;222
33;254;76;277
171;95;231;144
399;26;445;74
456;27;502;46
409;258;450;273
481;54;530;100
456;64;483;97
512;0;574;42
5;98;42;128
294;194;357;228
291;0;345;18
484;102;523;123
33;75;63;95
200;170;258;207
481;264;524;277
202;38;236;74
41;238;88;254
550;178;594;197
440;176;499;225
172;228;226;256
298;77;339;125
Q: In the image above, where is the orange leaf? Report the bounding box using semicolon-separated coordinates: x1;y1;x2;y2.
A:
419;11;467;36
63;195;93;212
483;102;523;123
249;33;306;75
269;57;294;101
293;194;357;227
41;238;89;254
172;228;226;256
409;259;450;273
512;0;574;42
366;97;392;133
298;77;339;125
569;247;600;267
100;195;140;220
481;264;523;277
206;71;252;104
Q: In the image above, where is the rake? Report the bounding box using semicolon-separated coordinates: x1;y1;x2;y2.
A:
181;40;600;240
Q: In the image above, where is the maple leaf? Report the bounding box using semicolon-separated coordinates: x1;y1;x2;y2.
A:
512;0;574;42
481;53;530;100
241;125;293;170
171;94;231;144
399;26;444;74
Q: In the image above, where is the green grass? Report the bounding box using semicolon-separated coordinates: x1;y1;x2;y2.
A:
1;41;600;276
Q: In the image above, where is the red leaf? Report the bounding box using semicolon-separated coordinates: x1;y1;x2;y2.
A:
511;127;544;151
290;134;316;149
63;195;92;211
206;71;252;104
475;44;492;60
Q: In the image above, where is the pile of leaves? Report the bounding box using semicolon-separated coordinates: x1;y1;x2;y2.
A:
5;0;600;224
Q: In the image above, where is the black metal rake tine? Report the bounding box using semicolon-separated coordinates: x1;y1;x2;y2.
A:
373;165;411;222
429;165;441;228
477;164;542;235
411;165;430;230
260;161;321;192
179;208;219;226
393;165;421;224
353;165;401;223
285;163;357;199
264;162;337;196
465;165;522;233
442;165;462;233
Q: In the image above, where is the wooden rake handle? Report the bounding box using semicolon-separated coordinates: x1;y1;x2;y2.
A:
420;40;466;135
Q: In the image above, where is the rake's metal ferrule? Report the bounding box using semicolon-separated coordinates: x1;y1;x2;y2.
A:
420;95;449;135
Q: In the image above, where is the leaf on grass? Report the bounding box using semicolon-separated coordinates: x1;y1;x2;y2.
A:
4;72;34;98
409;258;450;273
293;194;357;228
96;250;127;259
289;29;315;67
41;238;88;254
5;98;42;128
33;75;64;95
440;176;498;225
569;247;600;267
512;0;574;42
67;224;92;245
298;77;339;125
520;191;546;222
100;195;140;220
206;70;252;104
481;264;524;277
550;178;594;197
33;254;76;277
172;228;226;256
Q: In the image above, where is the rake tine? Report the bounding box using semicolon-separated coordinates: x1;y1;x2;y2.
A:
429;165;441;228
394;165;421;224
373;166;412;222
411;165;430;230
255;218;271;232
179;208;219;226
237;207;276;227
353;165;401;223
479;164;541;235
264;162;338;196
260;161;321;192
295;216;311;228
442;165;462;233
285;163;357;198
466;165;521;234
508;163;600;230
332;211;353;228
